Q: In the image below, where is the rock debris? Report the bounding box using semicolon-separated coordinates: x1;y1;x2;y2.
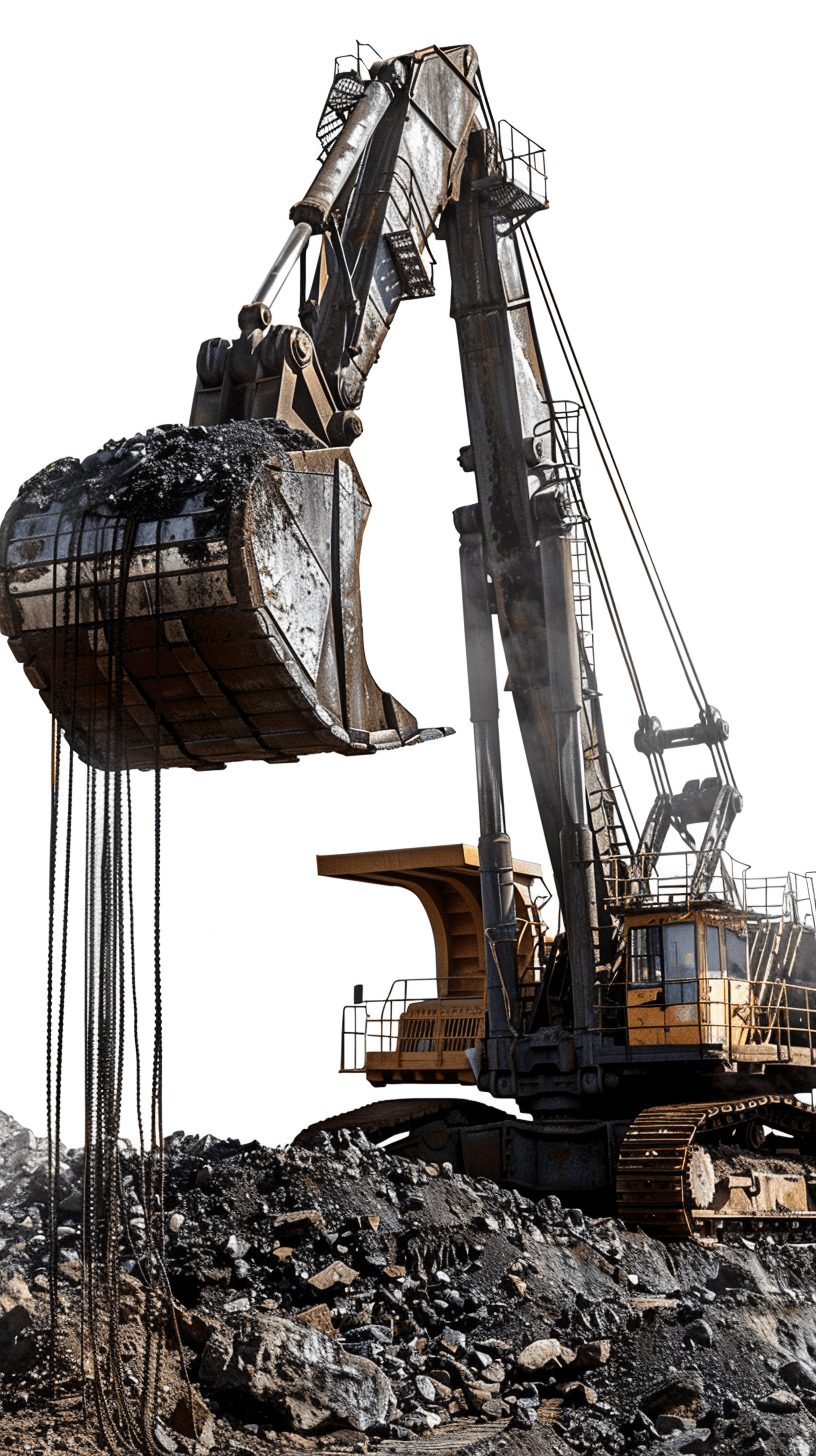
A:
2;1108;816;1455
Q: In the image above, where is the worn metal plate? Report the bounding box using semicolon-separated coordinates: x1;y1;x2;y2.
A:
0;422;451;771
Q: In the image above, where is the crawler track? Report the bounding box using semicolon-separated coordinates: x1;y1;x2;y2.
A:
301;1095;816;1242
617;1094;816;1238
295;1097;512;1148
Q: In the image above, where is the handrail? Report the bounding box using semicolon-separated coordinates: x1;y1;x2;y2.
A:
341;988;486;1072
598;849;815;920
600;969;816;1063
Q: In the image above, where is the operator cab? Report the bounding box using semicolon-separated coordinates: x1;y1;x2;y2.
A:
624;909;750;1049
620;903;816;1067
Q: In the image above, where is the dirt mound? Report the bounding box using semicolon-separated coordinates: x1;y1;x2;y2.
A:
2;1113;816;1454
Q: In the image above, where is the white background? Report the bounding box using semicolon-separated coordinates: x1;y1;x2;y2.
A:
0;1;813;1150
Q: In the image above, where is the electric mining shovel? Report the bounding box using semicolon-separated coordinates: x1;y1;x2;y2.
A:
3;43;816;1238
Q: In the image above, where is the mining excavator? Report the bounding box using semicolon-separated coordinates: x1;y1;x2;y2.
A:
2;42;815;1241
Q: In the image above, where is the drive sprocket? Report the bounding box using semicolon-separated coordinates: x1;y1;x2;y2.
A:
686;1146;715;1210
616;1094;816;1237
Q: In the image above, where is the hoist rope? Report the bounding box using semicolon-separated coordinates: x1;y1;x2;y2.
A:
519;222;742;823
520;224;715;722
524;271;674;809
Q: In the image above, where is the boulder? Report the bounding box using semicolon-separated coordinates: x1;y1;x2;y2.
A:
483;1397;510;1419
780;1359;816;1392
516;1337;576;1375
172;1305;221;1351
481;1360;506;1383
461;1379;502;1414
307;1260;358;1292
415;1373;436;1402
170;1388;214;1446
0;1275;35;1373
558;1381;598;1406
296;1303;335;1337
683;1318;714;1348
199;1311;394;1432
640;1369;704;1420
574;1339;611;1371
656;1414;696;1433
273;1209;324;1236
757;1389;800;1413
0;1112;51;1207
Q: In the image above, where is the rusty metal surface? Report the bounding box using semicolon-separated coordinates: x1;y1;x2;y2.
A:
305;45;480;411
0;422;451;770
445;127;601;1045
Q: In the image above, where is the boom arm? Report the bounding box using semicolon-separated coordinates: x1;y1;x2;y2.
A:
189;46;615;1032
445;129;601;1031
190;47;480;434
188;45;733;1037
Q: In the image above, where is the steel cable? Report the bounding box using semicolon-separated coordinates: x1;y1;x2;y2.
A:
520;225;711;715
519;220;742;858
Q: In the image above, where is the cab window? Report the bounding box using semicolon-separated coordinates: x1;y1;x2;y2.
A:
705;925;722;977
628;921;697;1002
725;927;748;979
629;925;662;984
663;922;697;1005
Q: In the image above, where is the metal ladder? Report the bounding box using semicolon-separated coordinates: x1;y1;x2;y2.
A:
570;531;594;684
571;529;634;873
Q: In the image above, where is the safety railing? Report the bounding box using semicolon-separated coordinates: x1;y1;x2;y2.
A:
341;899;549;1071
341;978;486;1072
600;850;816;925
600;849;749;911
316;44;382;158
497;120;548;209
742;872;816;928
749;977;816;1057
598;971;816;1063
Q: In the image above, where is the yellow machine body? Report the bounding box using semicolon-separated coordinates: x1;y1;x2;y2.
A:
319;844;549;1085
622;906;810;1062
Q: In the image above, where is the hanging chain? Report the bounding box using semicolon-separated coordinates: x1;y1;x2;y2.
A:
45;504;174;1453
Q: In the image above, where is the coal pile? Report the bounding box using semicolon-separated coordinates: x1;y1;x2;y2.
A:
14;417;321;523
3;1110;816;1455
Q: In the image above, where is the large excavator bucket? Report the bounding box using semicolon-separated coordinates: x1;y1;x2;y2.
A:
0;44;484;772
0;419;450;770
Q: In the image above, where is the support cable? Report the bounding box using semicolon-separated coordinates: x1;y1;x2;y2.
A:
521;224;713;720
